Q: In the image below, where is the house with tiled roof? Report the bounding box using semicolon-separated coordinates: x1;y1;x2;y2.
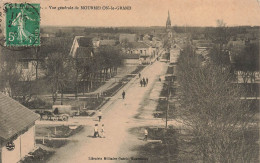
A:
123;42;158;64
69;36;94;58
0;93;39;163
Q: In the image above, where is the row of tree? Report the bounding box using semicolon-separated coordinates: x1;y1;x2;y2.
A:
43;44;123;104
0;42;123;105
175;44;258;162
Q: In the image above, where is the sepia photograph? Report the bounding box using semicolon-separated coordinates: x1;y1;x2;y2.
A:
0;0;259;162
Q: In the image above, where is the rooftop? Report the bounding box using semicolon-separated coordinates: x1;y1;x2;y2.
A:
0;94;39;141
130;42;150;49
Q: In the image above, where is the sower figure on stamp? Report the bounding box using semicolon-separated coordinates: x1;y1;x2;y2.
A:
122;90;126;99
11;7;36;43
97;110;102;122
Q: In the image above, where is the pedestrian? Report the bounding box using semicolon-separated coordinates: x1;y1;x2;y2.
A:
139;73;141;78
100;124;105;138
97;110;102;122
94;124;99;138
146;78;148;85
143;78;146;87
122;90;126;99
159;77;161;82
39;111;43;120
140;80;143;87
143;128;148;141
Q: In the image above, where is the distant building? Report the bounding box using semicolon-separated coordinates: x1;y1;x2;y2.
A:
152;37;163;48
0;93;39;163
166;11;173;38
192;39;214;52
69;36;93;58
119;34;137;43
166;10;171;30
124;42;158;64
99;40;117;47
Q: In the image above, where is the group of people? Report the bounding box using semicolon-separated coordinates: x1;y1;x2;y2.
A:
94;123;105;138
94;110;105;138
140;77;149;87
139;73;149;87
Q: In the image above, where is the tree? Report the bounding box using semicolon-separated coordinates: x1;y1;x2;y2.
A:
175;45;258;162
233;43;259;84
98;45;122;79
121;38;133;52
0;52;38;104
45;52;70;104
0;53;22;97
208;20;232;68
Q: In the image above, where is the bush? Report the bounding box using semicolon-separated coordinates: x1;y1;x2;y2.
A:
21;148;54;163
23;97;52;109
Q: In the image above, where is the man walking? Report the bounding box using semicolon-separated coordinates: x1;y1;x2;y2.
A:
98;110;102;122
140;80;143;87
122;90;126;99
143;128;148;141
146;78;148;85
142;78;146;87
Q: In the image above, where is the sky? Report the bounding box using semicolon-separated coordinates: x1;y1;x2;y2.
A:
3;0;260;27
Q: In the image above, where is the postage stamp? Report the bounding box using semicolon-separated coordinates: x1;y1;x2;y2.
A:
4;3;40;46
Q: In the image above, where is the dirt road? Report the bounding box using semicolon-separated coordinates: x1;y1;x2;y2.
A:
47;61;168;163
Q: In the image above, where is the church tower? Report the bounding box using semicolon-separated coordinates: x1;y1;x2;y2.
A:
166;10;171;31
166;10;172;38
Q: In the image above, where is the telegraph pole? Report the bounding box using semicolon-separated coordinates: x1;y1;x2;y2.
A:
166;80;171;128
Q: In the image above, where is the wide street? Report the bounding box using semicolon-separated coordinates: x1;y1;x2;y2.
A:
46;61;169;163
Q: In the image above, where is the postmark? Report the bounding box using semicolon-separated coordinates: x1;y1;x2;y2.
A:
4;3;40;46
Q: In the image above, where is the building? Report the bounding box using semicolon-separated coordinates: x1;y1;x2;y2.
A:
166;11;173;38
98;40;117;47
166;10;171;30
0;93;39;163
69;36;93;58
124;42;157;64
119;34;137;43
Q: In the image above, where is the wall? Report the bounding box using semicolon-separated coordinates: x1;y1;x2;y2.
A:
20;126;35;158
123;59;140;65
1;125;35;163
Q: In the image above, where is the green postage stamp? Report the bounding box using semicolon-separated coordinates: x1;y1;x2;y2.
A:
5;3;40;46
